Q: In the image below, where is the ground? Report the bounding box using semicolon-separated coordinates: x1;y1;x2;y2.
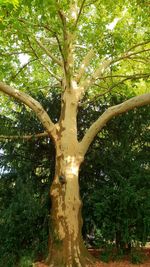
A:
34;247;150;267
34;259;150;267
93;261;150;267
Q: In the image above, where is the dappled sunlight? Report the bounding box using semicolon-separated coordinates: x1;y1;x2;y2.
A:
64;155;79;177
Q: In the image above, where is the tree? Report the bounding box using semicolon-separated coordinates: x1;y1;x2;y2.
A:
0;1;150;266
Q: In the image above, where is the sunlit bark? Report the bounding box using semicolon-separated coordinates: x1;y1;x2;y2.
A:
47;151;93;267
0;82;56;139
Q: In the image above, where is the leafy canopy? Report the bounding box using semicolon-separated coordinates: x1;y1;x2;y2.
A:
0;0;149;106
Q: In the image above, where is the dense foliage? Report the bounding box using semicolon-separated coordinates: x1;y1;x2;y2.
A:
80;97;150;251
0;92;59;266
0;93;150;266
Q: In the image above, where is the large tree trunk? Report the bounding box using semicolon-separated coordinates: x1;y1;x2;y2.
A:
46;150;94;267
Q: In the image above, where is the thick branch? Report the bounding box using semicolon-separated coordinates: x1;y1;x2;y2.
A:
0;82;56;138
56;3;76;89
81;59;111;89
0;132;48;141
75;49;95;83
80;93;150;154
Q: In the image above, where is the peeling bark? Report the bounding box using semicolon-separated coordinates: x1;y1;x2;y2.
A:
44;86;94;266
46;148;94;267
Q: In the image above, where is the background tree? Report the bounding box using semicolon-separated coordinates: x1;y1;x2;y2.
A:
0;91;59;266
80;96;150;252
0;1;150;266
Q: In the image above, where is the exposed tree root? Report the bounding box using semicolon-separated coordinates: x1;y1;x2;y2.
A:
34;261;95;267
45;245;95;267
47;256;94;267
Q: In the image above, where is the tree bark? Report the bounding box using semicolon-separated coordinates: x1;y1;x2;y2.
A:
46;150;94;267
0;82;56;139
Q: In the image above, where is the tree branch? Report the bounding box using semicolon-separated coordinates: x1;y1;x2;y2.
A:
81;73;150;104
27;37;61;82
126;40;150;53
81;59;111;89
40;62;61;82
0;50;31;56
56;3;77;88
112;48;150;65
57;9;67;34
107;73;150;90
10;58;37;81
96;73;150;81
81;44;150;91
74;0;86;28
18;18;64;61
35;38;63;67
80;93;150;154
54;34;65;63
82;73;150;105
56;5;67;43
0;82;56;139
0;131;48;141
75;49;95;83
